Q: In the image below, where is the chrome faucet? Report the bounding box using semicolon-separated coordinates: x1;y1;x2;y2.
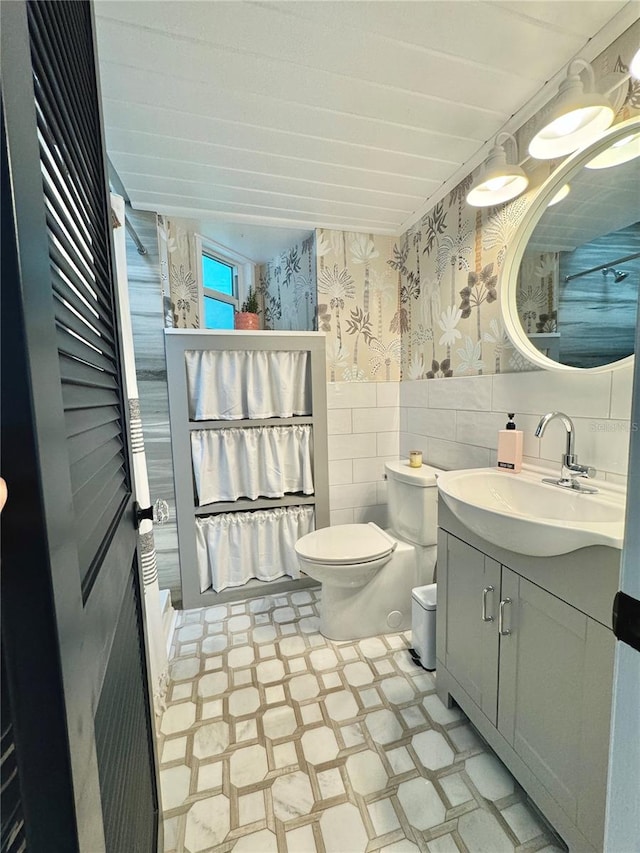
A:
535;411;598;493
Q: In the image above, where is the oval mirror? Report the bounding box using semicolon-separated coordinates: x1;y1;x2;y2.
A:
502;116;640;372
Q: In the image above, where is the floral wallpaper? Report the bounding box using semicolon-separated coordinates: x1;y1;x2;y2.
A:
517;252;559;335
157;216;199;328
316;229;400;382
257;235;317;331
398;23;640;380
397;194;530;379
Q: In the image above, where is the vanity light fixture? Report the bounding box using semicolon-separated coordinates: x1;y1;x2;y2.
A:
584;130;640;169
528;59;614;160
547;183;570;206
466;132;529;207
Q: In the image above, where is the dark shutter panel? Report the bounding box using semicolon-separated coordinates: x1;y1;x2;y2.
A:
0;654;27;853
94;563;157;853
26;0;129;593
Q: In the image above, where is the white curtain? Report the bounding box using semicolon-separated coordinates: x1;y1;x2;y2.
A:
185;349;311;420
196;506;315;592
191;425;314;505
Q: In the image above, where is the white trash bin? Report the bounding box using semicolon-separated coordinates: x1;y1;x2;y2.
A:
411;583;437;671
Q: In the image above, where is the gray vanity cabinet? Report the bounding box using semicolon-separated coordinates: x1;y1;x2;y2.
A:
437;531;500;725
498;569;614;845
436;517;617;852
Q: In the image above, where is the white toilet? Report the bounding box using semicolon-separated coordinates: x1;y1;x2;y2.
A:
295;461;439;640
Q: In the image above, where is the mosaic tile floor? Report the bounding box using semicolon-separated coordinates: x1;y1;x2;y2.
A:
159;588;564;853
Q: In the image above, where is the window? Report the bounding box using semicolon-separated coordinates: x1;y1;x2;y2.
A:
202;253;237;330
196;235;256;331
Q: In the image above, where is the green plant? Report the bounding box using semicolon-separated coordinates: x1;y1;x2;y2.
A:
240;287;259;314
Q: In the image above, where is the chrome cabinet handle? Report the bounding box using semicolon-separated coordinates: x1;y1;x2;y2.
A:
499;598;512;636
482;586;495;622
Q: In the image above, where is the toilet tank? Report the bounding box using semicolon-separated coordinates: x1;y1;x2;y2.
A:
385;460;440;546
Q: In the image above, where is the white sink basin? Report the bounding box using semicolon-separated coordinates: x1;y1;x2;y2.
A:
436;467;625;557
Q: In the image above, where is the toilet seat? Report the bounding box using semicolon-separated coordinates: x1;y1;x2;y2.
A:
295;522;396;566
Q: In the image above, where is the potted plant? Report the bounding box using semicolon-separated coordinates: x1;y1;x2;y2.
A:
234;287;260;330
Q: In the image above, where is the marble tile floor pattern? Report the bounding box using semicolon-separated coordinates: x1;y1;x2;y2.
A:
160;588;563;853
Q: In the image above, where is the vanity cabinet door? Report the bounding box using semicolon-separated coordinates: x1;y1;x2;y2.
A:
437;531;501;725
498;570;614;846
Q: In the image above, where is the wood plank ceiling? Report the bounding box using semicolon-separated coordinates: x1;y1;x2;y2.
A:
94;1;633;239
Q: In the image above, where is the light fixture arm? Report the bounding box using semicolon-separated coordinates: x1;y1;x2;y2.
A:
567;58;596;92
466;129;529;207
494;131;520;163
528;56;614;159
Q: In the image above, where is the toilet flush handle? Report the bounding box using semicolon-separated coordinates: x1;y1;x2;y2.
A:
367;523;398;552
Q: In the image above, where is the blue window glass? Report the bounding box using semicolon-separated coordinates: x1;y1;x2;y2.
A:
203;255;233;295
204;296;234;329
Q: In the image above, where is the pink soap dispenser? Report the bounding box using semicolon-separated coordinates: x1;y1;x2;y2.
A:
497;413;523;473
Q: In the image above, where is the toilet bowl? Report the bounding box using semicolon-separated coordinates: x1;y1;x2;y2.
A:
295;461;440;641
295;522;418;640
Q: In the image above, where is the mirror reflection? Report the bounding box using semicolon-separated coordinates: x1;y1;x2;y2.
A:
517;147;640;369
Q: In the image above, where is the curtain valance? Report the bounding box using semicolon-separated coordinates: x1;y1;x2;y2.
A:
185;349;311;420
191;425;314;505
195;506;314;592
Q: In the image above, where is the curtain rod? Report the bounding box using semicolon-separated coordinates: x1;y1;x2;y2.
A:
108;157;147;255
564;251;640;283
124;217;147;256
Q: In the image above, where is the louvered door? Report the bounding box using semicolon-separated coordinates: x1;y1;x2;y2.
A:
1;2;158;851
32;0;131;595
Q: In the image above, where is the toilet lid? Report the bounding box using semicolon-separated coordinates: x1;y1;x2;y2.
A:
296;523;395;565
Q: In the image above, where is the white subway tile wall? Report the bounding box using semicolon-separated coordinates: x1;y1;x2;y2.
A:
400;367;635;485
327;382;399;526
327;367;632;526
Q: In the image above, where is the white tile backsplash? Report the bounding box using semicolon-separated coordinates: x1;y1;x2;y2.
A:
538;417;631;476
610;364;634;420
327;409;352;435
328;433;377;461
399;368;633;481
353;407;399;433
399;432;429;458
326;382;399;521
327;368;632;524
328;459;353;486
330;483;378;511
428;438;492;471
376;432;399;457
428;375;492;411
492;371;612;418
327;382;377;409
376;383;400;408
400;380;429;409
455;410;502;450
353;504;387;526
456;410;542;458
604;471;628;487
330;509;355;526
407;407;456;440
352;456;395;484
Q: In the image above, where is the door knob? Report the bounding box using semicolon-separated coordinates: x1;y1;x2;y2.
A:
134;498;170;529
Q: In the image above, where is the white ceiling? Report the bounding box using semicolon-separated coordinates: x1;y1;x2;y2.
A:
95;0;636;258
